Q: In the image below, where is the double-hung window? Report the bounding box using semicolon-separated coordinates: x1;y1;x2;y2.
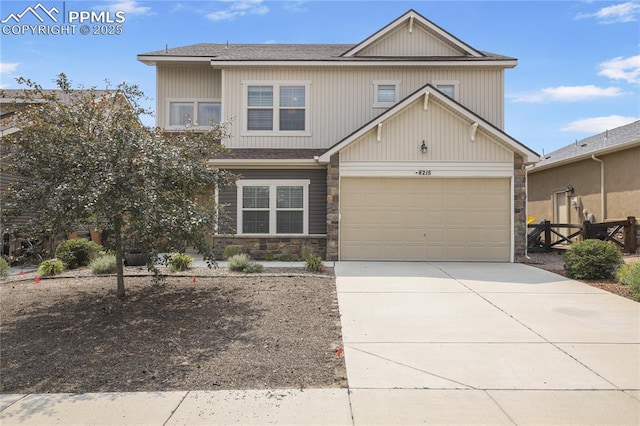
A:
243;82;310;135
373;80;400;108
237;180;309;235
168;100;221;128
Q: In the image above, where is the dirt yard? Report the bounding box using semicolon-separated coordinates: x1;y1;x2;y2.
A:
0;268;347;394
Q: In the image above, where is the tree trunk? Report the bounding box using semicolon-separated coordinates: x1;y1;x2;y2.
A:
114;226;126;298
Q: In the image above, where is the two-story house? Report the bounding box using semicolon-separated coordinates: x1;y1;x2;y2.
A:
138;9;539;262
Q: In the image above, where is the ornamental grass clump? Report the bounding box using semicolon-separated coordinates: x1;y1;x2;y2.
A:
563;239;623;280
617;262;640;301
227;254;263;273
90;255;118;275
167;252;194;272
222;245;244;259
0;258;8;278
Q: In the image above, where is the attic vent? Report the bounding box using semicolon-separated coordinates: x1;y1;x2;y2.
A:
545;156;551;160
581;143;587;147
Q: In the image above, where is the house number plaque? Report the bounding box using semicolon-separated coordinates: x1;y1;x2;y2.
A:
415;170;432;176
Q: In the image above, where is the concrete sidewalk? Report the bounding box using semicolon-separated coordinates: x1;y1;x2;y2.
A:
2;261;639;425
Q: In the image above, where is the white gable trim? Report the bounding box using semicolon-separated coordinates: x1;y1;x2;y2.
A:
341;9;484;58
318;85;540;164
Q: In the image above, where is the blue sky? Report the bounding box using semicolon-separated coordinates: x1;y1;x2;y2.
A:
1;0;638;155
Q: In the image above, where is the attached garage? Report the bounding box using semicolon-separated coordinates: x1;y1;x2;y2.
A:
340;177;511;261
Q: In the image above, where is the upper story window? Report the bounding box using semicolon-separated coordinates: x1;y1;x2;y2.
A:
168;100;221;128
433;80;460;101
243;81;311;136
373;80;400;108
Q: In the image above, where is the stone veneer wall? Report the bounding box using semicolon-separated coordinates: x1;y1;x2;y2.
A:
514;154;527;261
325;153;340;261
212;236;326;260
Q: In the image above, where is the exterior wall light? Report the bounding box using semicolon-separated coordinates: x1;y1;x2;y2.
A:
420;140;428;153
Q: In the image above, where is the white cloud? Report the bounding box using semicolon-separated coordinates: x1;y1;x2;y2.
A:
206;0;269;21
598;55;640;85
561;115;639;132
101;1;152;16
0;62;19;74
576;1;640;23
511;85;622;103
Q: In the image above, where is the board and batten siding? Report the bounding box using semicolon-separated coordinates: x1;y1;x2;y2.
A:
156;64;222;128
217;169;327;235
221;67;505;149
356;20;465;57
341;97;513;163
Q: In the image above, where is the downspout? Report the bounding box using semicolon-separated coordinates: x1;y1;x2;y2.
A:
591;154;605;220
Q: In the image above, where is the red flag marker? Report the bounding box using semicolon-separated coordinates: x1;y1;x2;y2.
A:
19;270;25;276
192;277;197;283
336;347;344;358
34;277;41;284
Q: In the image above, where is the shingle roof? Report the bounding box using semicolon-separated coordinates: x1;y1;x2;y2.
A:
138;43;514;62
534;120;640;169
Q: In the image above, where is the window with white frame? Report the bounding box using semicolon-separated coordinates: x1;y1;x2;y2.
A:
243;82;310;134
433;80;460;100
169;100;221;128
373;80;400;107
237;180;309;235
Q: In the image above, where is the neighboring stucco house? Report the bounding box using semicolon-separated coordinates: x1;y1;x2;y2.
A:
138;9;539;262
528;120;640;226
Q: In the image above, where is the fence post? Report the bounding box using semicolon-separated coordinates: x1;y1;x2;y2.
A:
583;221;593;240
543;220;551;251
625;216;637;254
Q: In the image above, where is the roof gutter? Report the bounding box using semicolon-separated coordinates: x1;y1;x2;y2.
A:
591;154;606;221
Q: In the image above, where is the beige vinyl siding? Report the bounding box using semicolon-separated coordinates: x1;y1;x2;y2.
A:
156;64;222;128
222;67;505;149
357;20;465;57
341;96;513;163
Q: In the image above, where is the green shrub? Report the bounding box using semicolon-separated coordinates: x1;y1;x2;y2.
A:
305;254;325;272
618;262;640;301
0;257;9;278
223;245;244;259
55;239;101;269
563;240;623;280
243;260;264;273
37;259;64;276
90;255;118;275
227;254;263;273
167;252;193;272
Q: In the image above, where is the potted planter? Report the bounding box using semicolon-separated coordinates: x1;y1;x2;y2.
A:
125;246;149;266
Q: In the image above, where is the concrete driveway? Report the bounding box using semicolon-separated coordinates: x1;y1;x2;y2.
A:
335;262;640;425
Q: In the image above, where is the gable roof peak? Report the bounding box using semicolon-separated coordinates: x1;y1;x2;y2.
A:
341;8;484;58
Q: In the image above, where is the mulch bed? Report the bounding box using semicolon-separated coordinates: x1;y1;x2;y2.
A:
0;270;347;394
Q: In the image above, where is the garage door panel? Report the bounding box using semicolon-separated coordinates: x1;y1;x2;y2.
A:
340;177;510;261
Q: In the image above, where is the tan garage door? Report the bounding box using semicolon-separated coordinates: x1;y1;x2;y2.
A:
340;177;511;261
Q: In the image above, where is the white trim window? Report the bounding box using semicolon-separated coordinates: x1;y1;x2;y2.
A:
243;81;311;136
432;80;460;100
373;80;400;108
168;99;221;128
237;180;310;235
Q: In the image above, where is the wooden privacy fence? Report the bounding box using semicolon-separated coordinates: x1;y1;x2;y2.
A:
528;216;637;254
